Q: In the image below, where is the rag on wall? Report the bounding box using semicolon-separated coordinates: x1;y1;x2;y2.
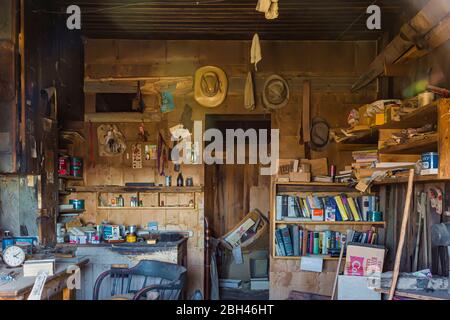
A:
251;33;262;71
244;72;256;111
256;0;279;20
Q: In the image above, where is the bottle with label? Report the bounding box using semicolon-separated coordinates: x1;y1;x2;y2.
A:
117;195;125;207
177;173;184;187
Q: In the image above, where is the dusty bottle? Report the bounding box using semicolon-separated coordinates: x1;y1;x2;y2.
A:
177;173;184;187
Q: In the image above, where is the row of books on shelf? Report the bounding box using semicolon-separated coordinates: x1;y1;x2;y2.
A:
275;226;379;257
276;194;380;222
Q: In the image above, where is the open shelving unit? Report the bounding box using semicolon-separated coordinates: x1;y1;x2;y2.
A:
271;181;386;261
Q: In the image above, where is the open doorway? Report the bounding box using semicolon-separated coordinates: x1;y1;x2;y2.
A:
204;115;271;300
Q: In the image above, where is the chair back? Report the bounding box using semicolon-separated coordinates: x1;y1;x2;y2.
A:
93;260;187;300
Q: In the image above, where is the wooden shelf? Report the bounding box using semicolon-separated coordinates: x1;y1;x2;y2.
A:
97;206;196;211
275;182;356;193
377;101;438;130
374;174;449;185
378;133;438;154
59;176;84;181
275;221;385;226
336;101;439;146
58;191;72;196
59;209;85;214
71;186;204;193
273;255;341;261
275;182;348;187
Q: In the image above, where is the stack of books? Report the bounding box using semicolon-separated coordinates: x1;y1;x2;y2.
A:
352;149;378;169
275;227;379;257
276;194;380;222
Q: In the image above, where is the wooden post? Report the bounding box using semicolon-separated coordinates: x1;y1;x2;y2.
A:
438;99;450;179
388;169;415;300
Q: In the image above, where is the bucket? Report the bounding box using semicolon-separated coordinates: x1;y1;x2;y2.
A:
70;157;83;177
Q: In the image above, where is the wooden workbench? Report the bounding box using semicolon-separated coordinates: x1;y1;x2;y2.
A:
0;257;89;300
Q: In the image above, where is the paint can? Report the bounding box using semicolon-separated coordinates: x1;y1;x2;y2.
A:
421;152;439;175
58;156;71;176
70;157;83;177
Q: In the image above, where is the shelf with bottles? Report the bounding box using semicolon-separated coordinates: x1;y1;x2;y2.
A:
96;190;197;210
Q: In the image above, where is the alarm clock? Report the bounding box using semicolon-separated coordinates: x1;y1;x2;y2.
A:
2;245;26;268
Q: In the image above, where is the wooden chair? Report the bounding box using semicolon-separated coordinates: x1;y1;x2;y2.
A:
93;260;187;300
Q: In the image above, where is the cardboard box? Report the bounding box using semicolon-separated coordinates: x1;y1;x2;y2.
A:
289;172;311;182
344;244;385;277
300;158;328;176
375;113;386;126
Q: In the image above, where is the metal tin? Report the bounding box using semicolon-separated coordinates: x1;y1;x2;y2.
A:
165;176;172;187
70;157;83;177
422;152;439;170
58;156;71;176
186;177;194;187
69;199;85;210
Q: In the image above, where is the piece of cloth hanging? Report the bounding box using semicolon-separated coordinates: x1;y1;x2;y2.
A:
266;0;279;20
251;33;262;71
256;0;279;20
256;0;271;13
244;72;256;111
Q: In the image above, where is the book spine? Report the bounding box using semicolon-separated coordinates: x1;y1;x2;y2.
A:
302;230;308;256
281;227;294;256
334;196;349;221
313;232;320;255
275;229;287;256
292;225;300;256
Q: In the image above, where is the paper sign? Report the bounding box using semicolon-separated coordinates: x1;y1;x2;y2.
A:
300;257;323;273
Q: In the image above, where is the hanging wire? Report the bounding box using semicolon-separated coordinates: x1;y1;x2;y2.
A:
336;0;379;40
32;0;228;15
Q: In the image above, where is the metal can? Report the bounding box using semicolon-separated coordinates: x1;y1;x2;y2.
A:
165;176;172;187
70;157;83;178
58;156;71;176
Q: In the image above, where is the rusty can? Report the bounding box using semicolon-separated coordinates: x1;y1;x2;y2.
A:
70;157;83;178
58;156;70;176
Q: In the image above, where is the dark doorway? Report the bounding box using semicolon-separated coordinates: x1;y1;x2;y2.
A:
204;115;271;300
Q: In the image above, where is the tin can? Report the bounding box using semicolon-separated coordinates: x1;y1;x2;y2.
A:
58;156;71;176
421;152;439;175
165;176;172;187
70;157;83;178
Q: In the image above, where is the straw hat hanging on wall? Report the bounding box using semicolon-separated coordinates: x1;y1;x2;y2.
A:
262;75;290;110
194;66;228;108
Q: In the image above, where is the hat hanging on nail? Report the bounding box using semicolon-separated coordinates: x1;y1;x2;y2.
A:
262;75;290;110
194;66;228;108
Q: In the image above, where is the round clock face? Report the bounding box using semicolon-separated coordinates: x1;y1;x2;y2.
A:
2;246;26;268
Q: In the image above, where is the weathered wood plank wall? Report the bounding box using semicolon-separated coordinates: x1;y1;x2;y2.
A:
78;39;378;299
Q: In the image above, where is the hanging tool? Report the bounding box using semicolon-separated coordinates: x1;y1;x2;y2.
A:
331;234;347;300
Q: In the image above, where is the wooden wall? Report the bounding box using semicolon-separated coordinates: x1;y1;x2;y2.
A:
77;39;378;299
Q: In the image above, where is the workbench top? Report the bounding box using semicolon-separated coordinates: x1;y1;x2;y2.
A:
0;257;89;299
